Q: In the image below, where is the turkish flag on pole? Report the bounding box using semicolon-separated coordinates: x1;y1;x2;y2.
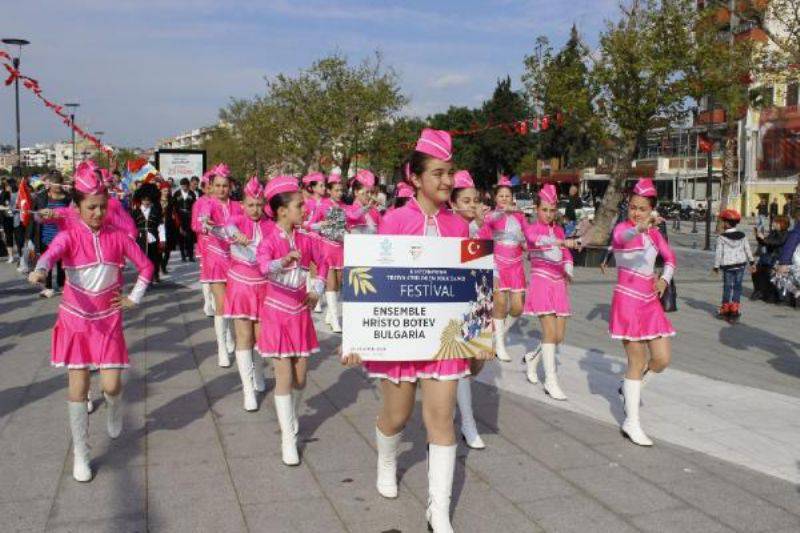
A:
17;180;32;228
698;134;713;153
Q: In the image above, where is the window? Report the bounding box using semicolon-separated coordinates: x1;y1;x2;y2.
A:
787;82;799;107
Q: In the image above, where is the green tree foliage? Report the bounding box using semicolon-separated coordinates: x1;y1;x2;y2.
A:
522;25;603;169
364;117;427;182
586;0;695;244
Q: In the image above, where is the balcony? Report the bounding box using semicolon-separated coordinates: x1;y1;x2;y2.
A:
697;109;727;125
760;105;800;123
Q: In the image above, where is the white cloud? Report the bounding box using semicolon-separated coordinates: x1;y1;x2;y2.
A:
429;74;472;90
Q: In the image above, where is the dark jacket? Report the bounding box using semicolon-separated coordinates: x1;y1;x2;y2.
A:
778;223;800;265
133;205;162;254
173;189;196;230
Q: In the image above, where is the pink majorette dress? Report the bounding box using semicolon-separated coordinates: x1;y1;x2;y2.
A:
222;214;274;321
609;220;676;340
255;224;327;358
307;197;346;271
363;199;472;384
478;210;527;291
198;198;242;283
35;221;153;369
345;200;382;234
191;194;212;266
523;221;573;316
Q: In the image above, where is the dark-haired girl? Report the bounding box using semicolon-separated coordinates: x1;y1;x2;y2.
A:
610;179;676;446
450;170;488;450
27;163;153;482
306;173;347;332
256;176;326;466
478;176;527;362
343;130;494;533
345;169;381;234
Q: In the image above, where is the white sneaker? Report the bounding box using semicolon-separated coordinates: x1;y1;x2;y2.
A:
39;288;55;298
6;255;14;264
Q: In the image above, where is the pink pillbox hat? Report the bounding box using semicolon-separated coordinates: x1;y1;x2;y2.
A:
74;161;106;195
243;176;263;198
453;170;475;190
633;178;657;198
395;182;414;198
538;183;557;205
415;128;453;161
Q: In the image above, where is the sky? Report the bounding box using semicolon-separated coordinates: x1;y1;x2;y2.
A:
2;0;621;149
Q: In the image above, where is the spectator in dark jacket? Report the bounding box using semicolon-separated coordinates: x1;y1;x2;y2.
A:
777;212;800;272
753;216;789;302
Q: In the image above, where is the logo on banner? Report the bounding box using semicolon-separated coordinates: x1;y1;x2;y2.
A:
409;244;423;261
460;239;493;263
378;239;393;264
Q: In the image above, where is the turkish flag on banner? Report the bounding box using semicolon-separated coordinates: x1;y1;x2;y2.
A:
698;134;714;153
460;239;494;263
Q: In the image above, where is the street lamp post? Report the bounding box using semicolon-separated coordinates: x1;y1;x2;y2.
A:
94;131;105;166
64;103;80;174
704;131;714;251
2;38;30;178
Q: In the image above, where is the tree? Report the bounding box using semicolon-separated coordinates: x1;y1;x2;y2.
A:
428;106;486;182
364;116;427;181
685;4;762;228
586;0;694;245
522;26;603;170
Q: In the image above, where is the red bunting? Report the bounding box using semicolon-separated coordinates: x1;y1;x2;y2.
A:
447;115;557;138
0;55;113;156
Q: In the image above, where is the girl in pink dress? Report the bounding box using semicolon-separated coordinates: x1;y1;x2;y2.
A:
306;173;347;332
342;130;494;533
222;177;272;411
192;174;216;317
610;178;676;446
256;176;326;466
27;166;154;483
478;176;527;362
522;184;581;400
345;169;382;234
302;172;327;314
449;170;488;450
198;164;242;367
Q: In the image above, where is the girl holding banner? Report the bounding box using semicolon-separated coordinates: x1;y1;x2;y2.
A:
610;179;676;446
522;184;580;400
343;129;494;533
221;177;271;411
478;176;528;363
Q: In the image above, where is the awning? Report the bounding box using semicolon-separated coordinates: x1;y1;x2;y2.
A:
520;173;580;184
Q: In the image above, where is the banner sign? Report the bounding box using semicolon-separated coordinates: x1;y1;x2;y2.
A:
155;150;206;182
342;234;494;362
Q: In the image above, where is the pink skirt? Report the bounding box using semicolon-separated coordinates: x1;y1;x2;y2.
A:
494;243;526;291
321;238;343;271
609;271;675;341
364;359;471;384
256;283;319;358
223;271;267;321
524;270;571;317
200;250;229;283
52;309;129;369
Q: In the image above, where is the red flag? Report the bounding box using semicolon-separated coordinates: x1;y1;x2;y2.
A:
541;116;550;131
17;180;32;228
127;158;148;174
698;134;713;153
460;239;494;263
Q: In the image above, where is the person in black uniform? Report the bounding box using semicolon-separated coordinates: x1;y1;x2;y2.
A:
173;178;197;262
132;184;163;283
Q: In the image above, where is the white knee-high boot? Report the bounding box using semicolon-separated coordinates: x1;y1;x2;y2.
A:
457;379;485;449
275;394;299;465
291;387;305;435
252;352;266;393
493;318;511;362
542;343;567;400
505;314;519;334
621;379;653;446
104;391;123;438
202;283;215;317
225;319;235;354
213;316;231;367
309;278;323;313
524;342;542;384
68;402;92;482
426;444;456;533
375;427;400;498
325;291;342;333
234;350;258;411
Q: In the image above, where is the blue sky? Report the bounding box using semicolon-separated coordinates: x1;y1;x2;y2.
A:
2;0;621;148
